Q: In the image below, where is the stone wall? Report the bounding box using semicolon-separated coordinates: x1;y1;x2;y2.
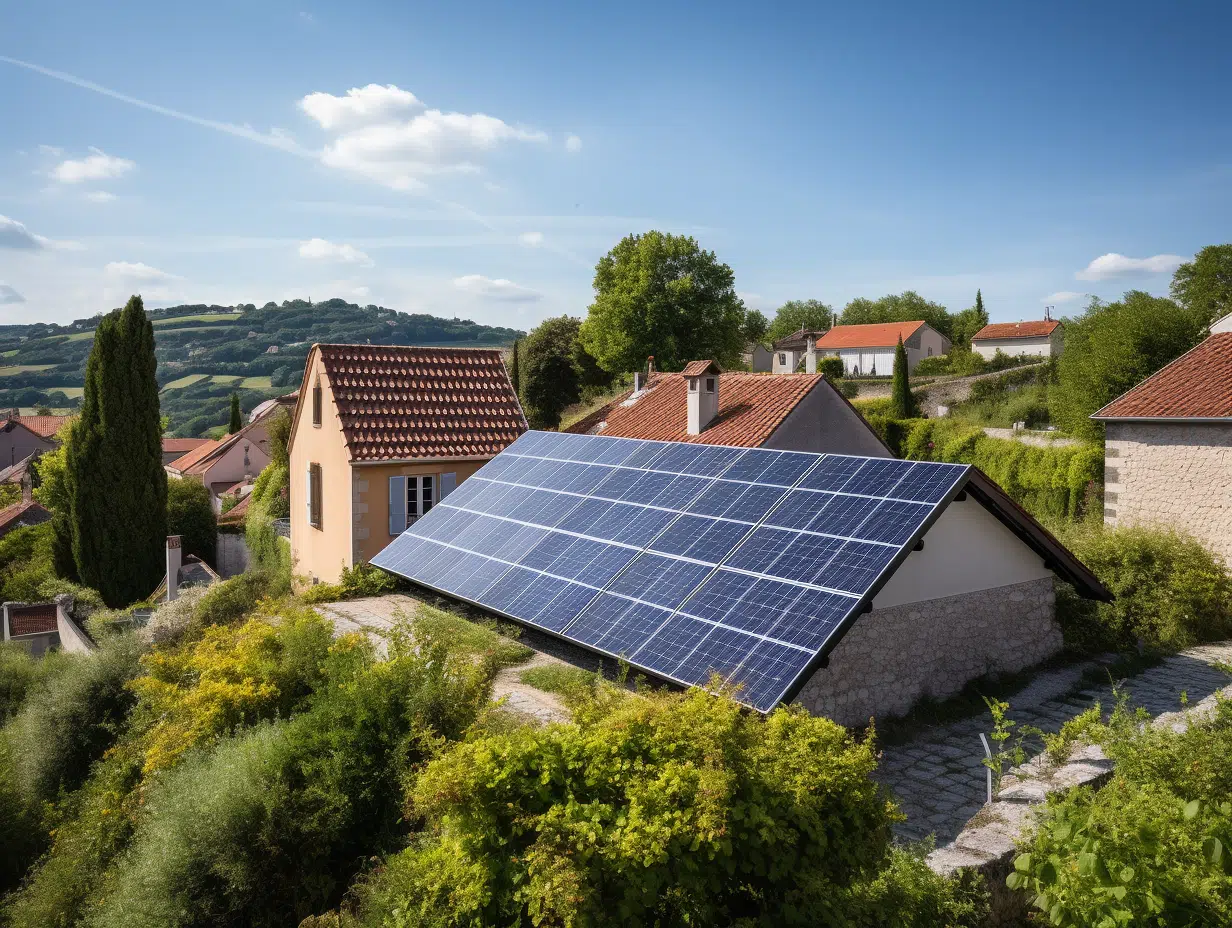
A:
1104;421;1232;564
794;577;1061;726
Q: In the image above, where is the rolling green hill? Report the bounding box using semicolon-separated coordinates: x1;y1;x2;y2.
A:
0;299;523;436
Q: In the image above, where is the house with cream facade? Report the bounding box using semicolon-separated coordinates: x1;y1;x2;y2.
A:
971;319;1064;360
288;344;526;584
1093;312;1232;564
773;321;950;376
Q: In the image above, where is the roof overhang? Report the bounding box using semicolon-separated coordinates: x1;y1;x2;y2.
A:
351;455;496;467
1091;415;1232;423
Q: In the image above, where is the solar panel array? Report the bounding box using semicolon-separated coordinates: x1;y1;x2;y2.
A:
372;431;969;711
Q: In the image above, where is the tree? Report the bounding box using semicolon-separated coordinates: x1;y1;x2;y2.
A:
841;291;954;342
891;336;918;418
31;422;77;579
228;393;242;434
67;296;168;607
766;299;834;343
509;339;521;399
742;308;770;346
949;290;990;349
522;316;585;429
579;231;746;372
1050;291;1206;440
166;478;217;566
1170;244;1232;326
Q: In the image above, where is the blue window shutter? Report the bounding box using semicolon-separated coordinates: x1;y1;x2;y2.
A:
440;472;457;499
389;476;407;535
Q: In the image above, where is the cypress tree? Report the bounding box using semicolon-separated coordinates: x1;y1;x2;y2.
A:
67;295;168;607
975;289;985;319
890;335;918;418
510;339;521;398
228;393;242;433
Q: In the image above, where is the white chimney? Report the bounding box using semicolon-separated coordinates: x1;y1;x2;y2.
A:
805;336;817;374
685;361;721;435
166;535;183;602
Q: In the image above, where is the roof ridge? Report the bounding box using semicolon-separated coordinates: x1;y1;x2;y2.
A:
1093;331;1232;420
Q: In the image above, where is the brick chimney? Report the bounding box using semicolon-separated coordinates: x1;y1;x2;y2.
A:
166;535;183;602
683;361;722;435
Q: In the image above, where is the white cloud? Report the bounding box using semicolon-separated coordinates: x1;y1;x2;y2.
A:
518;231;543;246
0;214;48;250
565;134;582;153
85;191;117;203
352;285;370;298
0;284;25;305
298;11;316;25
300;83;549;190
298;237;374;266
104;261;178;281
1075;253;1185;281
1042;291;1084;304
38;144;63;157
453;274;541;302
53;148;135;183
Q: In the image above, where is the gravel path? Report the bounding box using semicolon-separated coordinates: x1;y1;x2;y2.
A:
878;642;1232;844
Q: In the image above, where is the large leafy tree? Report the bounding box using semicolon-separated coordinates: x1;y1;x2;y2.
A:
522;316;586;430
840;291;954;342
1170;244;1232;326
766;299;834;343
579;231;746;372
742;308;770;346
1049;291;1207;440
950;290;990;349
67;296;168;606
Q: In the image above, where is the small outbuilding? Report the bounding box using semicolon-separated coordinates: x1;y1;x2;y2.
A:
971;319;1063;360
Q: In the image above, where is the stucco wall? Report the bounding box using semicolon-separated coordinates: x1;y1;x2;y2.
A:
199;433;271;499
352;459;487;564
289;352;355;584
762;381;892;458
1104;420;1232;564
973;331;1062;360
772;347;804;374
794;577;1060;725
0;428;55;470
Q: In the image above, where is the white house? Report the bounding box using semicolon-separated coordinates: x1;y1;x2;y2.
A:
971;320;1064;360
801;321;950;376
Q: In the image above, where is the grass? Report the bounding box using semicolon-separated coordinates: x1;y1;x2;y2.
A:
43;386;84;398
151;312;242;326
0;365;54;376
519;664;597;701
161;374;209;391
238;375;272;389
411;605;533;671
1;349;17;357
558;375;636;430
211;375;242;385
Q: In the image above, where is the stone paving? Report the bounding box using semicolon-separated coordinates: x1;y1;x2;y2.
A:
877;641;1232;844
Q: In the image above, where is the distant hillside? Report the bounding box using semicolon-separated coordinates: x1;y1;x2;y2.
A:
0;298;524;436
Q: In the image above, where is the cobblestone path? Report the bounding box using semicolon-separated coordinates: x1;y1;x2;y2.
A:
877;642;1232;844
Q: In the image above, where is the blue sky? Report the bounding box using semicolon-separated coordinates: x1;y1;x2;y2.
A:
1;0;1229;328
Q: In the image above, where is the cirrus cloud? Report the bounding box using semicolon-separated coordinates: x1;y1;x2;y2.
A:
53;148;135;183
453;274;540;302
1076;253;1185;281
298;237;373;266
300;83;549;190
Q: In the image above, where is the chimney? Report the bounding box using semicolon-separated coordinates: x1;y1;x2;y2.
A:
20;472;33;503
805;336;817;374
647;355;655;377
685;361;721;435
166;535;183;602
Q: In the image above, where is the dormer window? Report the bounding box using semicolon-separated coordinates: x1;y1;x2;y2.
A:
688;378;698;393
705;377;716;394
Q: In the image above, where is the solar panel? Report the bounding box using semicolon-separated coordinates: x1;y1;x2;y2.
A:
372;431;969;712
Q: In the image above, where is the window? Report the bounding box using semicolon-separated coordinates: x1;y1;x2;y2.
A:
927;347;933;357
390;474;437;534
688;378;698;393
312;379;322;426
407;475;435;523
778;353;787;366
704;377;716;393
307;463;322;528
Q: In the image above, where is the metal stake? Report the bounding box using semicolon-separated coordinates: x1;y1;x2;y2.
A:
979;732;994;804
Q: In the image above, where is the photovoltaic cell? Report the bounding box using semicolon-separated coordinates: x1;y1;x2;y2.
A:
371;431;969;712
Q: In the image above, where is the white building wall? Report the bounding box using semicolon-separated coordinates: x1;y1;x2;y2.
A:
772;348;804;374
972;333;1060;360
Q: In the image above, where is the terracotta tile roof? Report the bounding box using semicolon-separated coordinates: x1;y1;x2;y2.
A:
163;437;211;455
814;321;926;350
166;438;222;473
218;493;251;525
972;320;1061;340
1094;333;1232;420
565;371;824;446
772;329;828;350
0;499;51;537
10;415;71;438
317;344;527;461
7;603;58;637
681;360;721;377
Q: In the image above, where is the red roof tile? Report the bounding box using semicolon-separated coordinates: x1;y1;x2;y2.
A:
163;437;211;454
565;371;824;446
972;320;1061;340
316;344;526;461
0;499;51;536
218;493;251;525
7;603;58;637
11;415;71;438
1094;333;1232;420
814;321;926;349
681;360;721;377
166;438;222;473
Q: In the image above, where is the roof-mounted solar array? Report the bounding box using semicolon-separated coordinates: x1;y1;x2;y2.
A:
372;431;969;711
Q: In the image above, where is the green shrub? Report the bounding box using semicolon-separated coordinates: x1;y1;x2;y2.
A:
817;356;845;379
0;730;49;896
246;461;292;579
863;415;926;457
192;570;277;627
301;561;403;604
1053;524;1232;653
167;477;218;565
5;633;144;805
840;379;859;398
518;663;597;703
351;690;908;927
0;521;58;602
1010;696;1232;926
87;622;493;928
0;641;66;721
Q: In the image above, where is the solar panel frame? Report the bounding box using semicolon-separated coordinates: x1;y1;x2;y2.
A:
371;431;971;712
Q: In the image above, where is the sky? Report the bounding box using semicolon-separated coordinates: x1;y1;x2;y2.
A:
1;0;1230;330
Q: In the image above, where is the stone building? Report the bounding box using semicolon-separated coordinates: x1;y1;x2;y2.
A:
1093;314;1232;563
